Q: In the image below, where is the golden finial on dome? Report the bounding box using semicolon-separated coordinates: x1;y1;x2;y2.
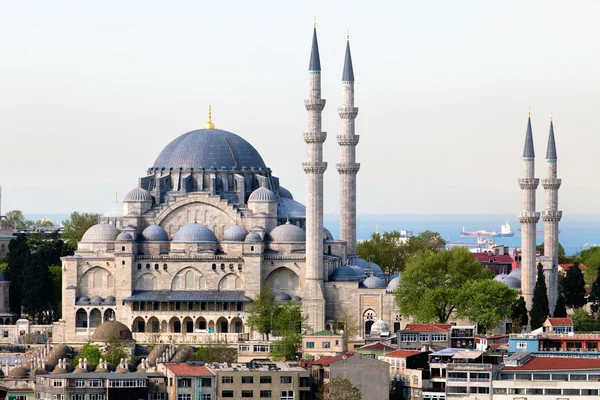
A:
205;105;214;130
314;17;316;28
550;110;553;121
347;30;350;41
528;105;531;117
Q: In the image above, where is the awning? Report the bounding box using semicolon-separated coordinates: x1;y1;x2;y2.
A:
452;350;483;360
122;290;252;303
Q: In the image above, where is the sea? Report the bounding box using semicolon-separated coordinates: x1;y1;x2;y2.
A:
27;213;600;256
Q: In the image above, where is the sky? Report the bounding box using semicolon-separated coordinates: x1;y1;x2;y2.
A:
1;0;600;217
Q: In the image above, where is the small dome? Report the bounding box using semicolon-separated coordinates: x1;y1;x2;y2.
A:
277;197;306;220
172;223;217;243
51;365;68;375
329;266;362;282
349;256;370;271
275;293;292;302
8;367;29;378
30;367;47;377
370;319;390;334
95;365;109;373
509;267;521;280
245;232;263;242
278;186;294;199
223;225;249;242
90;296;103;305
124;187;153;203
249;186;276;202
323;227;334;241
389;272;400;280
77;296;90;304
104;296;116;304
81;224;120;242
92;320;133;342
348;265;367;280
362;276;387;289
73;365;88;374
292;296;302;302
141;224;169;242
386;277;400;292
269;222;306;243
495;273;521;289
116;232;133;241
368;262;386;278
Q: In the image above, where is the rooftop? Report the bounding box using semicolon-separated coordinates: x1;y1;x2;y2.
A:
402;324;452;333
503;356;600;371
546;318;573;326
358;342;396;352
308;330;341;337
472;253;513;263
382;350;423;358
205;361;306;372
310;353;355;366
165;363;215;377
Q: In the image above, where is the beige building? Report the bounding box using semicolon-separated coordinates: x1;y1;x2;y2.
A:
379;349;430;400
302;330;346;359
53;26;400;345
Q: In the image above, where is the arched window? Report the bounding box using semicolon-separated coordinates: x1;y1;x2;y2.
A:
93;270;102;288
219;274;242;290
199;276;206;290
185;270;194;289
81;274;88;289
107;275;114;290
235;277;242;289
151;276;158;290
173;276;180;290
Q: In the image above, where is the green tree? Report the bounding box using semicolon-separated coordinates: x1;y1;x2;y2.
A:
21;252;53;323
571;308;600;332
530;264;549;330
561;263;586;309
511;296;528;332
335;306;360;339
246;283;278;340
104;338;129;366
589;272;600;315
582;251;600;286
536;242;571;263
4;210;32;230
455;280;517;334
553;294;567;318
271;302;306;361
0;263;6;276
5;234;30;314
49;265;62;319
317;377;362;400
395;247;491;323
193;344;237;363
71;343;102;368
62;212;100;248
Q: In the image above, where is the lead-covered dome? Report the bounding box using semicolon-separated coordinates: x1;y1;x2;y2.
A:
223;225;248;242
509;267;521;280
269;222;306;243
329;266;363;282
116;232;133;241
370;319;390;334
153;129;267;170
249;186;276;202
386;277;400;292
245;232;263;242
92;320;133;342
81;224;120;243
362;276;387;289
494;273;521;289
278;186;293;199
124;187;153;202
141;225;169;242
173;223;217;243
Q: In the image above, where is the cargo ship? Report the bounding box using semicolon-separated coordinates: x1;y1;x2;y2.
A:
460;222;514;238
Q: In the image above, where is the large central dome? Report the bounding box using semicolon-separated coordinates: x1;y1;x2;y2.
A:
153;129;267;170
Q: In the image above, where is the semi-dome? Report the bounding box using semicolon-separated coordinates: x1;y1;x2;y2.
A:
77;296;90;304
362;276;387;289
269;222;306;243
277;197;306;220
509;268;521;280
249;186;276;202
386;277;400;292
323;227;334;241
116;232;133;241
81;224;120;243
223;225;249;242
275;293;292;302
370;319;390;334
153;128;267;171
104;296;116;304
245;232;263;242
495;273;521;290
92;320;133;342
141;224;169;242
90;296;103;305
329;266;362;282
172;223;217;243
278;186;294;199
123;187;153;202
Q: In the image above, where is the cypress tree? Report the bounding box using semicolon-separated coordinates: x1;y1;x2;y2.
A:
511;296;528;332
553;294;568;318
561;263;587;308
589;272;600;315
530;263;549;330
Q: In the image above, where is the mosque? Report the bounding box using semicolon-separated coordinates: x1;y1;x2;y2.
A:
54;26;400;344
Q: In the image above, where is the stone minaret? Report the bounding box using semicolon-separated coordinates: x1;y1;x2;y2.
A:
542;117;561;315
518;113;540;311
302;24;327;332
337;34;360;256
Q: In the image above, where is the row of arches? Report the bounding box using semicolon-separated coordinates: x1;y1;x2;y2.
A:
132;316;243;334
75;308;115;328
134;270;242;291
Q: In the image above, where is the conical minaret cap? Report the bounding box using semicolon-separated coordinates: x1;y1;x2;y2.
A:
342;37;355;82
309;27;321;71
523;115;535;157
546;119;557;159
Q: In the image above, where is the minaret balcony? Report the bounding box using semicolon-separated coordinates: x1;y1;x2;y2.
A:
542;178;562;190
304;99;326;111
541;210;562;222
302;162;327;174
338;106;358;119
336;163;360;174
517;211;540;224
337;135;360;146
518;178;539;190
303;132;327;144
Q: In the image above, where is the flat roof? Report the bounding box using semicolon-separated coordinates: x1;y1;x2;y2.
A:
122;290;251;302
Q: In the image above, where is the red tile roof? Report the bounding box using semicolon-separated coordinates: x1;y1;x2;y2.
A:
165;363;215;377
560;263;586;271
403;324;452;332
547;318;573;326
359;342;396;351
311;353;355;366
472;253;514;263
476;334;509;341
382;350;423;358
503;357;600;371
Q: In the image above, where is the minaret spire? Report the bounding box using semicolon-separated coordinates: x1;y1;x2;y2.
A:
518;111;540;312
303;23;327;332
337;33;360;255
542;117;561;315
